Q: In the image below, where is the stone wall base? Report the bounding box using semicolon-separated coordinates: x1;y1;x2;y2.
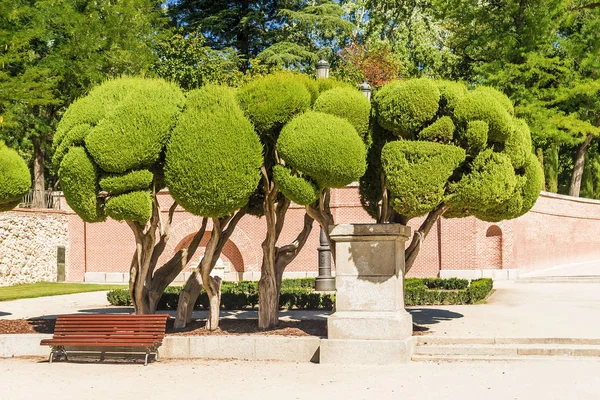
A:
439;269;519;281
84;270;320;284
319;337;417;364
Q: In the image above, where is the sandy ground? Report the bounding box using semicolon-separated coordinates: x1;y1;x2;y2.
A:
3;281;600;339
0;357;599;400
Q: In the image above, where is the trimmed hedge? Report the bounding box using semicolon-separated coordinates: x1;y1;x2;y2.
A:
237;72;312;136
105;190;153;224
272;165;320;206
100;170;154;195
0;141;31;210
382;141;465;218
313;87;371;138
277;111;367;189
165;86;262;218
107;277;493;310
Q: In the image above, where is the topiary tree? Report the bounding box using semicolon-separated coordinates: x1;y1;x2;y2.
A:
52;77;211;314
0;141;31;211
277;91;369;258
362;78;543;271
165;85;262;330
237;71;321;330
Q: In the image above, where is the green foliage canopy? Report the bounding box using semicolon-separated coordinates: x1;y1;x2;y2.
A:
0;141;31;211
165;86;262;218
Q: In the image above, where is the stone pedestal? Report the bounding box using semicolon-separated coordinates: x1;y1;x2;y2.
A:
320;224;414;364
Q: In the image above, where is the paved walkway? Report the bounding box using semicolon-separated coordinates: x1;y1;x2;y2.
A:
1;358;599;399
2;281;600;339
410;281;600;338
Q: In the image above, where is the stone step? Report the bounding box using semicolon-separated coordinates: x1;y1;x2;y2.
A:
412;354;589;363
414;343;600;358
417;336;600;346
516;276;600;283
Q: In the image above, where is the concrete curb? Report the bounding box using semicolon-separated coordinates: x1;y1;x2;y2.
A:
0;334;322;362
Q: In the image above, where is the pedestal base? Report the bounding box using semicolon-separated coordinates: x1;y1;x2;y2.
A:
315;276;335;291
328;311;413;340
320;337;417;364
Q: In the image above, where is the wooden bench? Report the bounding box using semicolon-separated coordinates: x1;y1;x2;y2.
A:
40;314;169;365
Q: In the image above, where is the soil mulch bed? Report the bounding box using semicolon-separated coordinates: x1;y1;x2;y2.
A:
0;318;430;336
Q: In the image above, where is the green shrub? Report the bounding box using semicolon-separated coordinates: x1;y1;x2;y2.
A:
277;111;367;188
237;72;312;136
467;278;494;303
313;87;371;138
435;80;468;116
52;123;92;172
83;78;185;174
374;78;440;137
417;116;455;143
272;165;320;206
422;277;469;290
453;89;514;142
472;86;514;116
0;141;31;210
100;170;154;195
316;78;353;94
503;119;532;169
58;147;105;222
447;149;518;221
106;289;131;306
463;120;489;154
382;141;465;217
165;86;263;218
105;190;153;224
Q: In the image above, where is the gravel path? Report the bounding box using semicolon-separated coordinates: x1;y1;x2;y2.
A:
1;358;599;399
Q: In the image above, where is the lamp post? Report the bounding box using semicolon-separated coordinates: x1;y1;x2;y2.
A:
359;80;372;101
314;59;335;291
315;59;330;79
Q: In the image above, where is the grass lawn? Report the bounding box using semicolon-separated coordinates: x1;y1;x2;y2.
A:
0;282;126;302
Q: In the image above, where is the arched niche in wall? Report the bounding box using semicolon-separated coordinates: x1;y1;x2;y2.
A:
485;225;503;269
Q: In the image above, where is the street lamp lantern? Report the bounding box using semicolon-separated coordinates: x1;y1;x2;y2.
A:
359;80;372;101
315;59;330;79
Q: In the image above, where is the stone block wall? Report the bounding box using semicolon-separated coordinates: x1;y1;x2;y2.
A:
0;210;69;286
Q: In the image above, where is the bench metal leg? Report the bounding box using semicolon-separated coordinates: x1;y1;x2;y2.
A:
49;351;53;364
156;349;160;361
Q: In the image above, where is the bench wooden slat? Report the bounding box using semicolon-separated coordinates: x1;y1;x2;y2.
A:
41;314;169;365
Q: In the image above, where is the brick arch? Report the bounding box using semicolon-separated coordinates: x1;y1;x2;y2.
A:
162;218;260;272
484;225;503;269
172;231;245;272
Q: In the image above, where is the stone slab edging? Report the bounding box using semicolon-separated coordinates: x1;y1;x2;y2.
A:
0;334;323;362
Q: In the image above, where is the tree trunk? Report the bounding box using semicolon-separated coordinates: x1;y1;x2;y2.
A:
569;133;594;197
258;181;280;330
32;137;45;209
306;189;336;262
173;212;245;330
127;222;156;315
405;204;448;273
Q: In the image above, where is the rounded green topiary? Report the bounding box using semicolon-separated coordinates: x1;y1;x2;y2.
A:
237;72;312;137
313;87;371;138
453;89;514;142
316;78;354;94
472;86;515;116
435;80;468;116
100;170;154;196
165;85;263;218
373;78;440;138
272;165;320;205
417;116;455;143
503;118;532;169
447;149;518;220
463;120;489;154
105;190;153;224
54;78;185;173
277;111;367;188
0;141;31;210
382;141;466;217
58;147;105;222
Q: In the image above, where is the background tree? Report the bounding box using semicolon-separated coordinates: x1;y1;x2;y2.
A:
168;0;353;71
0;141;31;211
165;86;262;330
361;78;543;271
53;77;209;314
0;0;168;208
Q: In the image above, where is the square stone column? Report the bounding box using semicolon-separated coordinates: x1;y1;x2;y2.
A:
320;224;415;364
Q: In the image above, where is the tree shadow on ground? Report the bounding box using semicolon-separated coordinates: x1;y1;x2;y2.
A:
0;311;11;317
78;307;134;314
408;308;464;326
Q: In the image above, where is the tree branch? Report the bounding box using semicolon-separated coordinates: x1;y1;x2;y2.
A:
405;203;448;273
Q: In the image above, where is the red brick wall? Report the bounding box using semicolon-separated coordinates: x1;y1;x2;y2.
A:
39;188;600;280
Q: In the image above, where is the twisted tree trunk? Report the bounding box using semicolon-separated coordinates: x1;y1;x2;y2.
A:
126;195;207;314
173;210;247;330
258;169;314;330
404;203;448;273
32;137;45;209
306;188;336;262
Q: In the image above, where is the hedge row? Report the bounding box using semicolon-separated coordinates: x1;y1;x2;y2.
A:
107;278;493;310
